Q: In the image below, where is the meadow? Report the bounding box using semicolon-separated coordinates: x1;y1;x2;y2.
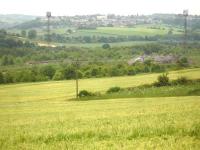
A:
0;68;200;149
8;24;185;49
76;26;182;36
11;24;182;36
1;68;200;103
54;41;155;48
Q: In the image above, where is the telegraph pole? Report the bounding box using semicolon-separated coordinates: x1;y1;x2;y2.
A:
46;12;51;46
75;58;79;99
183;10;188;46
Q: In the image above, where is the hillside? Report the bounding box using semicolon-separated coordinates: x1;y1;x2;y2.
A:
0;14;37;29
0;68;199;149
0;68;199;103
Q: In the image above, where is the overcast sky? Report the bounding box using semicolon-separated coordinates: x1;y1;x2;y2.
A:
0;0;200;16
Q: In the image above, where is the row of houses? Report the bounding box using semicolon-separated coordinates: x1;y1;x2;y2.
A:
38;14;157;28
128;54;179;65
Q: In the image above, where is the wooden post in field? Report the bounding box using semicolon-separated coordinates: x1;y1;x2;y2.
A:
75;58;79;99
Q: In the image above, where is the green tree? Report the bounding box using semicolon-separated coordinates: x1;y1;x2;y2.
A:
40;65;56;79
1;55;14;66
21;30;26;37
3;72;13;83
63;66;76;79
0;72;4;84
102;43;111;49
53;70;65;80
168;28;173;35
177;57;189;67
28;30;37;39
67;29;73;34
154;73;170;87
0;29;7;38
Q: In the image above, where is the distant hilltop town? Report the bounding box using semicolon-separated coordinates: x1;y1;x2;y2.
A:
36;14;160;29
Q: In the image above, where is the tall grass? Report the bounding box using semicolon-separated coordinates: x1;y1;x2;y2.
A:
0;97;199;149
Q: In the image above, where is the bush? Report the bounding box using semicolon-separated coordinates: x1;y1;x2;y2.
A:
102;43;111;49
0;72;4;84
172;77;190;85
40;65;56;79
107;87;121;93
78;90;93;97
177;57;189;67
154;73;170;87
53;70;65;80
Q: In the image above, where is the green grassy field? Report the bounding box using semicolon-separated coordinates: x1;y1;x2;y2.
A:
50;24;182;37
0;96;199;149
77;26;182;36
11;24;183;38
54;41;155;48
9;24;184;48
80;83;200;100
0;68;200;103
0;68;200;149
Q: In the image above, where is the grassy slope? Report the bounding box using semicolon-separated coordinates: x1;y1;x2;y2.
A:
0;97;199;149
9;24;183;48
78;26;182;36
0;68;200;149
11;24;182;37
80;83;200;100
0;68;199;103
54;41;154;48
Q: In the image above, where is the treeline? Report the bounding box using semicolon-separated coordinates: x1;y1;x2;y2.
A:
0;29;35;48
0;43;199;67
46;33;200;43
0;62;170;84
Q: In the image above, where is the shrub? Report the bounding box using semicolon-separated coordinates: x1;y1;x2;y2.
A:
78;90;93;97
53;70;65;80
102;43;111;49
0;72;4;84
107;87;121;93
40;65;56;79
177;57;189;67
172;77;190;85
154;73;170;87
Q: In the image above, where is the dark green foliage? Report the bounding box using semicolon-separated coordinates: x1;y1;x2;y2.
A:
28;30;37;39
3;72;13;83
1;55;14;66
0;38;23;48
63;66;76;80
102;43;111;49
0;29;7;38
0;43;199;84
14;70;36;82
177;57;189;67
188;89;200;96
67;29;72;34
127;68;136;75
154;73;170;87
172;77;190;85
83;79;200;100
78;90;93;97
21;30;26;37
151;64;165;73
107;87;121;93
0;72;4;84
53;70;65;81
40;65;56;79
